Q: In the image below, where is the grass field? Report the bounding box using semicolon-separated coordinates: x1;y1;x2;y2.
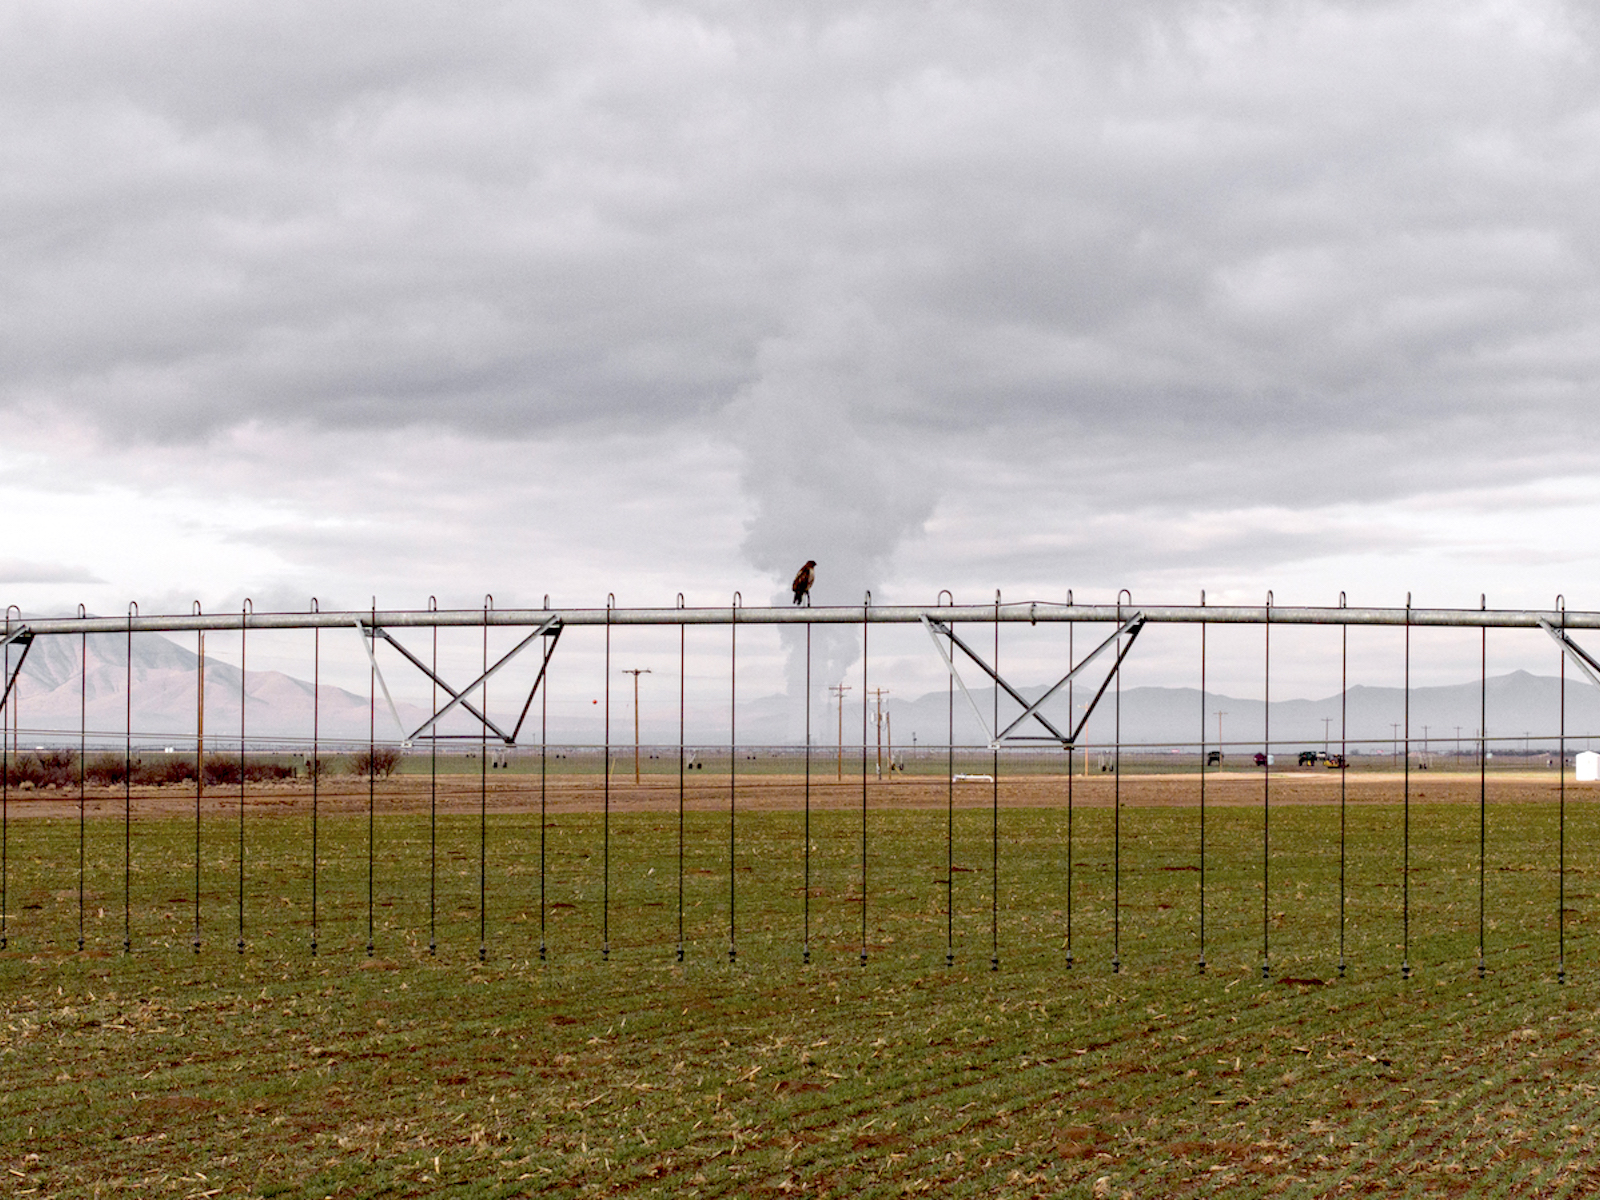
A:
3;772;1600;1196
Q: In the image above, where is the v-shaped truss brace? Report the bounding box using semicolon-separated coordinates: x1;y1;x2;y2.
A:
0;627;34;717
922;613;1145;749
356;616;563;745
1540;618;1600;691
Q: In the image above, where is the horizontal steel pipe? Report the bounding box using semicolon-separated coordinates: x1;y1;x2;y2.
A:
2;602;1594;636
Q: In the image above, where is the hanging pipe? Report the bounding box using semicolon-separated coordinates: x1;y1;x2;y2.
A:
237;599;251;954
861;591;870;966
1558;594;1566;985
309;597;320;956
676;593;685;964
541;594;553;962
1478;595;1487;980
1263;590;1272;981
480;593;491;963
1065;588;1073;970
730;591;739;964
125;601;136;955
603;594;612;961
804;609;812;965
77;602;86;953
193;599;203;954
1402;593;1412;980
1114;589;1130;974
1;604;13;952
429;596;438;957
1339;591;1348;979
940;589;955;969
991;589;1000;972
1198;589;1207;975
367;598;377;957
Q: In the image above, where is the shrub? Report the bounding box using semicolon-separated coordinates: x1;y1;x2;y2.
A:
0;751;78;790
3;755;45;788
40;750;76;786
349;746;402;778
84;754;129;786
203;757;242;787
132;756;197;786
247;761;295;782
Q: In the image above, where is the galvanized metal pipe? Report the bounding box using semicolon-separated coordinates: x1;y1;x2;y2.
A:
12;601;1600;636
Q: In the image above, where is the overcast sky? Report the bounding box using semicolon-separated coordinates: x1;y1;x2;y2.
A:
5;0;1600;703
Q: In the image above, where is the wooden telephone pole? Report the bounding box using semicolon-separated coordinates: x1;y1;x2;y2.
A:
868;688;891;778
829;683;852;781
621;669;651;784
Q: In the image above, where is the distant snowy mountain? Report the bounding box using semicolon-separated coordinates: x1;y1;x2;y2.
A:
881;670;1600;752
4;630;422;745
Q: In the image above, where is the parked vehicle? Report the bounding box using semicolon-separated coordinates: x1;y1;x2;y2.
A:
1298;750;1321;766
1254;752;1268;767
1325;754;1347;769
1206;749;1223;767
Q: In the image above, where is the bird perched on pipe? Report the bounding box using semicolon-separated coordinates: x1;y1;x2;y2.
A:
791;561;816;606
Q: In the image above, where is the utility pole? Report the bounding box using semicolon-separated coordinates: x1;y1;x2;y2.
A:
1392;723;1401;769
868;688;890;779
829;684;851;782
1215;711;1228;760
1455;725;1462;763
621;669;651;784
1322;716;1331;755
1079;702;1093;775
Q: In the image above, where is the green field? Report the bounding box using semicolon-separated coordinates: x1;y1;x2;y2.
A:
3;794;1599;1196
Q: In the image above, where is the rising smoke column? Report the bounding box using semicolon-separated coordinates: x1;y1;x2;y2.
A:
730;304;938;738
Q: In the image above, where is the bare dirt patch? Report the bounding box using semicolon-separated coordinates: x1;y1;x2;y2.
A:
2;767;1575;818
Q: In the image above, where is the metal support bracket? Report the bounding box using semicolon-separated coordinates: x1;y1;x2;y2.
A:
922;613;1145;748
0;627;35;716
1539;618;1600;690
361;616;563;744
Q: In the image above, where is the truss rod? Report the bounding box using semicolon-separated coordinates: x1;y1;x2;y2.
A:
369;627;515;744
923;616;1068;744
402;617;560;743
509;625;563;743
0;632;34;714
1539;619;1600;691
995;618;1142;742
354;620;407;740
1064;618;1147;748
923;614;1145;748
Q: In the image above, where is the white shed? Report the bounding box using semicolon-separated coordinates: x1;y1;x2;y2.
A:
1577;751;1600;782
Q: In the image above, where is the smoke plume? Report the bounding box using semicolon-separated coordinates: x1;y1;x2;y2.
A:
730;304;939;734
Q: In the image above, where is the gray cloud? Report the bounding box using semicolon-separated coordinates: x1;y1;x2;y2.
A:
4;0;1600;625
0;559;104;585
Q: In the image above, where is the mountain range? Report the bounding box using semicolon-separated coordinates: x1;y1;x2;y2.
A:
6;631;1599;752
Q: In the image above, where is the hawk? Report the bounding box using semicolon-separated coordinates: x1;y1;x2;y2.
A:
791;560;816;606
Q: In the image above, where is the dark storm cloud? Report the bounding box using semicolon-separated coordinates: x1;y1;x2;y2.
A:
4;0;1600;609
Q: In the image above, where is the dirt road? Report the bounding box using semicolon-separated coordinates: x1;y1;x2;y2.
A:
0;769;1580;819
